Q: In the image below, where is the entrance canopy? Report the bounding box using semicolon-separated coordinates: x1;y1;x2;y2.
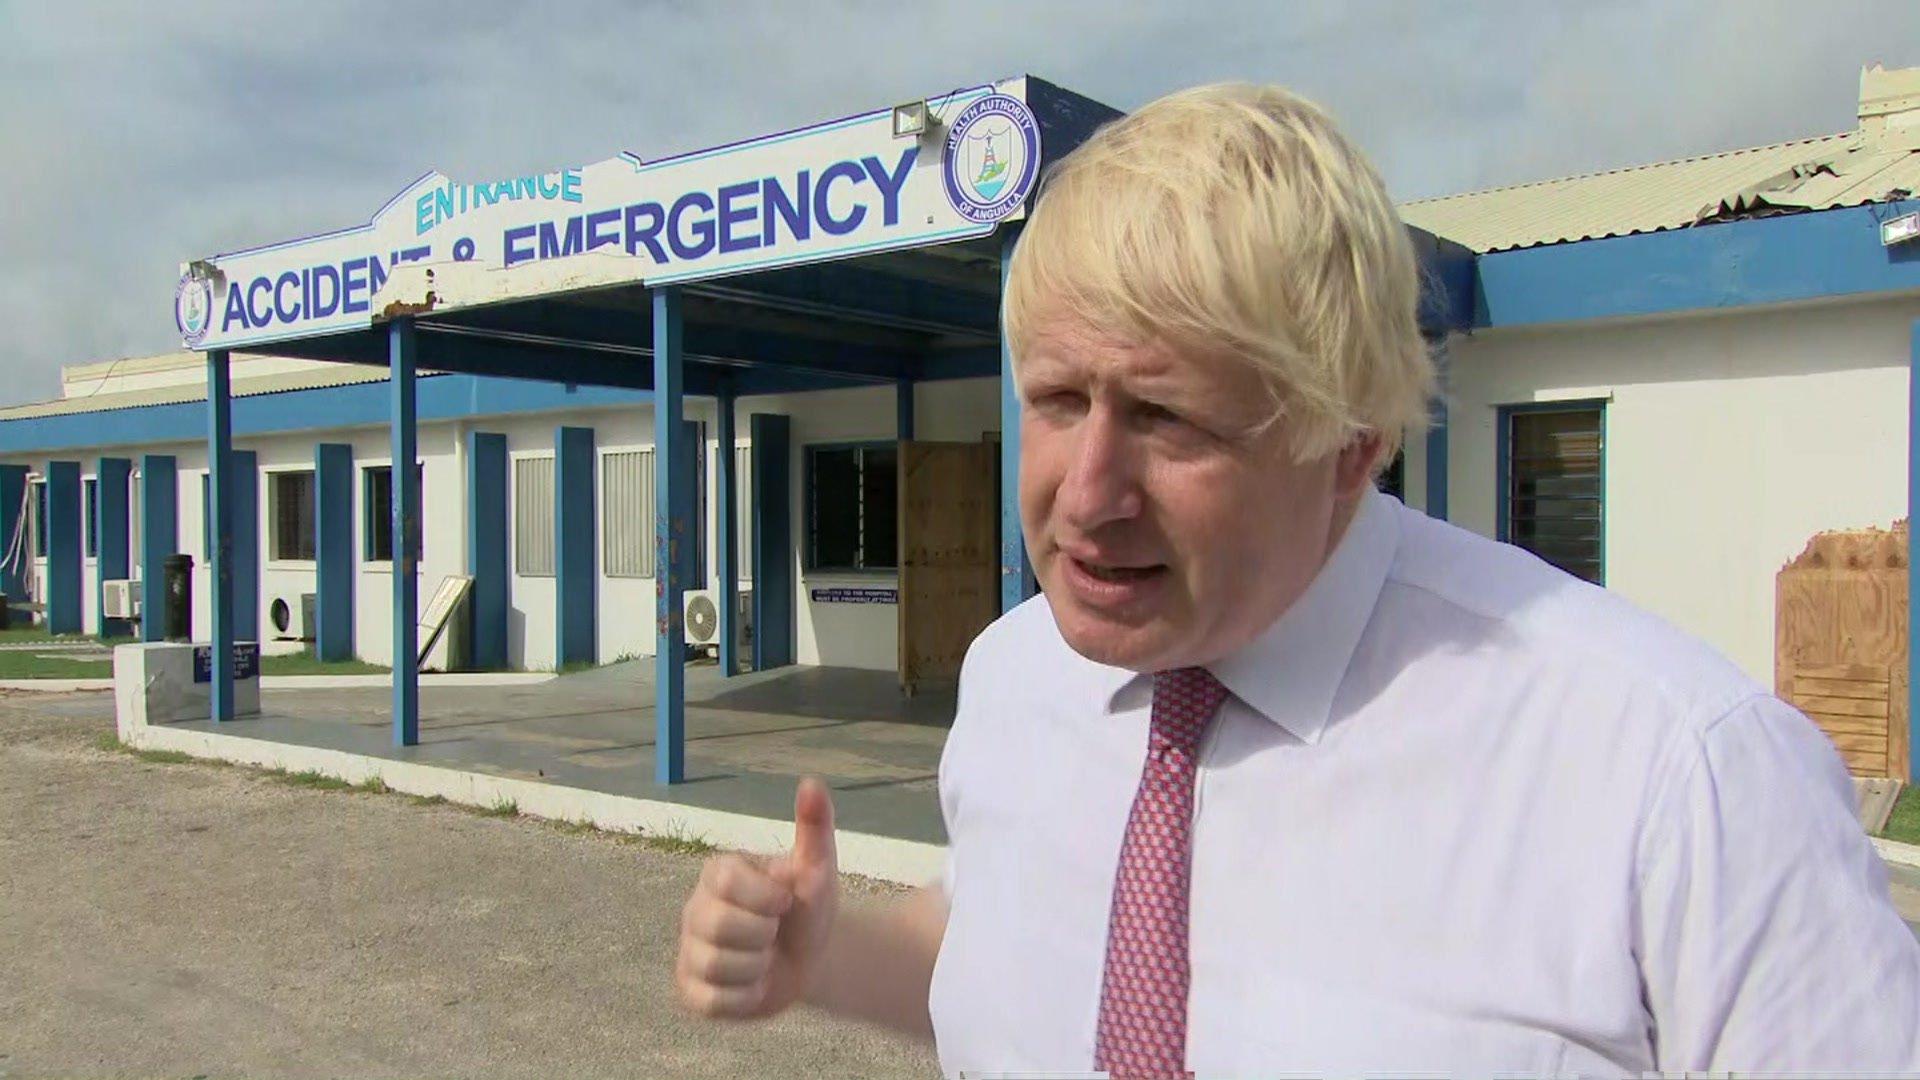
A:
169;74;1474;784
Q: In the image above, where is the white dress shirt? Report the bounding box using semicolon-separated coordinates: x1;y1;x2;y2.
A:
930;490;1920;1076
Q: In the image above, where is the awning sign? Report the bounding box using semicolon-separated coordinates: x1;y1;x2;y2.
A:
176;80;1041;351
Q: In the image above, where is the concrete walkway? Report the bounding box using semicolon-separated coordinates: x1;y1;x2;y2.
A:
174;660;951;845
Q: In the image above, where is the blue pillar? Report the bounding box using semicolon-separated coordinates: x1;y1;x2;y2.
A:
94;458;132;637
207;351;235;721
716;387;737;677
654;287;687;784
391;319;420;746
0;464;27;618
897;379;915;442
999;223;1035;613
556;425;597;667
749;413;793;672
315;443;354;661
45;461;82;635
138;456;177;642
230;451;259;643
467;431;509;671
1908;320;1919;783
1425;340;1450;520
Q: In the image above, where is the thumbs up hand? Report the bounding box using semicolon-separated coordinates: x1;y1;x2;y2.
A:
675;777;841;1020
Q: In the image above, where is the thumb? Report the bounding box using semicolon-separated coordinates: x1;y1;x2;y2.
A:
786;776;838;879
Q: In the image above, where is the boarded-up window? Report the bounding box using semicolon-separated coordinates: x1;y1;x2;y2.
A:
515;456;556;577
1502;406;1604;584
270;470;316;561
83;478;97;557
602;449;656;579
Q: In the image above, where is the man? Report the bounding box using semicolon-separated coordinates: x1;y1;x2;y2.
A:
675;83;1920;1075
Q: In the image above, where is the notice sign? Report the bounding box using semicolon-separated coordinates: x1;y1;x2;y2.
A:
810;587;897;605
193;642;260;683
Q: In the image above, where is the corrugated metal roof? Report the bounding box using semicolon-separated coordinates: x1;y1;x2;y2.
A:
0;363;414;422
1399;130;1920;253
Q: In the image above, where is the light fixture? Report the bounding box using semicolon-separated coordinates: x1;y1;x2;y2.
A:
892;100;930;140
186;258;225;286
1881;211;1920;247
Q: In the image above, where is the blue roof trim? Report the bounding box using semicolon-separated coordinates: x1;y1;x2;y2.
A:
1475;200;1920;328
0;375;654;455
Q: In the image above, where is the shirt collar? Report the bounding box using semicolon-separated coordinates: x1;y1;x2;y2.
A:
1099;489;1401;745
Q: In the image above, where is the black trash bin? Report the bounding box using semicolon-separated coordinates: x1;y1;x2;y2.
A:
161;554;193;642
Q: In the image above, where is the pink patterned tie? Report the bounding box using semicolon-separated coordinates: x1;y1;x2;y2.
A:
1094;667;1230;1079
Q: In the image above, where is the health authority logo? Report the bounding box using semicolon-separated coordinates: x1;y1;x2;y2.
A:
175;272;213;347
943;94;1040;224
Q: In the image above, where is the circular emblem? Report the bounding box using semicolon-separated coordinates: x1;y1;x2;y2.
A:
175;272;213;346
943;94;1041;224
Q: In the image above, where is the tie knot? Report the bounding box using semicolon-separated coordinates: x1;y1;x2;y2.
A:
1150;666;1229;753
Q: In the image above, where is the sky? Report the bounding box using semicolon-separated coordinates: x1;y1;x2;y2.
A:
3;0;1917;406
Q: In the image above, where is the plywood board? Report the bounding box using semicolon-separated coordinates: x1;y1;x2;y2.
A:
897;441;997;695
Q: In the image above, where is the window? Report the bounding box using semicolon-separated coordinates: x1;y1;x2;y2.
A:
269;470;316;562
602;450;655;579
363;464;423;563
806;444;897;572
1501;405;1604;584
514;456;555;576
83;478;97;557
1377;449;1405;501
200;473;212;559
31;481;45;558
128;473;140;567
734;443;753;580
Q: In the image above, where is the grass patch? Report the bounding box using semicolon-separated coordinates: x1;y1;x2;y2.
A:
1879;785;1920;846
478;797;519;818
355;775;390;795
258;649;389;676
409;793;448;807
0;624;96;644
0;652;111;679
620;824;717;857
278;769;355;792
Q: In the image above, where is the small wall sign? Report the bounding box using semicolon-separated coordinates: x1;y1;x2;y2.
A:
809;587;898;605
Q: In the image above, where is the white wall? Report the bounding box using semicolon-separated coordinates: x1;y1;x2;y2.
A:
1;374;1007;675
1408;294;1918;685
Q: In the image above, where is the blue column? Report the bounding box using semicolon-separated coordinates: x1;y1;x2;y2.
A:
716;387;737;677
207;350;235;721
45;461;82;635
556;425;597;667
1424;339;1450;520
94;458;132;637
749;413;793;671
0;464;27;618
138;456;177;642
230;451;259;643
897;379;915;441
654;286;686;784
999;223;1035;613
467;431;508;671
1909;320;1919;784
315;443;354;661
390;319;420;746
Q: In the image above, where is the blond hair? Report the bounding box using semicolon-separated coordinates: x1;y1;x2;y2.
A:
1003;83;1435;462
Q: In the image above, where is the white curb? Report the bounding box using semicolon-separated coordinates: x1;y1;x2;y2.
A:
1873;836;1920;871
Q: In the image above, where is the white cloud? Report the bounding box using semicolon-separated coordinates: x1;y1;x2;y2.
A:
2;0;1916;405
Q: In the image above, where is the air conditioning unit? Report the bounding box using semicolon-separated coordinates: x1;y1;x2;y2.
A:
684;590;720;645
102;579;141;619
268;591;317;641
683;589;753;658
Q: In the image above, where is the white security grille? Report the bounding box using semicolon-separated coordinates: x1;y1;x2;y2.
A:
514;456;556;576
602;449;656;579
